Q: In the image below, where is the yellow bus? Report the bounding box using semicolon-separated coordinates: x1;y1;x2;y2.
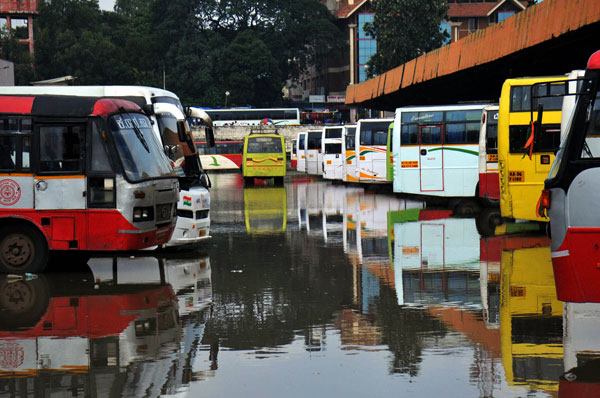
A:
242;133;286;186
497;76;565;222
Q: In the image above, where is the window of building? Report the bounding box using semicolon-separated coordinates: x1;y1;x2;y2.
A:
440;21;451;44
11;18;28;40
468;18;478;31
358;13;376;83
498;11;515;22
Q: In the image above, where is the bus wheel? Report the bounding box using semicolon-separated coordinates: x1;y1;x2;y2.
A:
454;199;481;217
244;177;254;186
275;177;284;186
0;225;48;274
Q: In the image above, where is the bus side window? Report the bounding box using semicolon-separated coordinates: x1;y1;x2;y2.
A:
90;121;113;173
0;117;31;171
88;121;115;207
39;125;83;173
0;135;15;170
582;107;600;159
401;125;417;145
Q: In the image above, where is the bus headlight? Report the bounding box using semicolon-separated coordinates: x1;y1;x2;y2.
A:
133;206;154;222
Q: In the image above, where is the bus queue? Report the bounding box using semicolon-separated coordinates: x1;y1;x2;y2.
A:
3;48;600;310
288;49;600;304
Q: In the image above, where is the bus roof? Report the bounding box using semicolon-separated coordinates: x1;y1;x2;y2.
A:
588;49;600;70
395;104;491;112
0;85;178;99
0;95;141;117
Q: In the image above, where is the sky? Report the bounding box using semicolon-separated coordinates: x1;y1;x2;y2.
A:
98;0;115;11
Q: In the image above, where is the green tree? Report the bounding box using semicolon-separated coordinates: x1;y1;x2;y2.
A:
0;27;34;85
34;0;132;83
363;0;449;77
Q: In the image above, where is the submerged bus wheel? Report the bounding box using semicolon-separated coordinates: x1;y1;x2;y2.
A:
0;225;48;274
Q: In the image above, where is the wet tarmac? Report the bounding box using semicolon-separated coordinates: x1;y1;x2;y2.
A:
1;172;599;397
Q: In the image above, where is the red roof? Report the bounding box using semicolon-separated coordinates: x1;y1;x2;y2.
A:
448;3;497;18
448;0;527;18
336;0;368;18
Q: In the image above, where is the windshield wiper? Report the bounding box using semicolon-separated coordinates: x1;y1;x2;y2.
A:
120;108;150;153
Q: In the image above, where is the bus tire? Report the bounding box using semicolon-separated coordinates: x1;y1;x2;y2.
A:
454;199;481;217
275;177;284;186
244;177;254;186
0;224;48;274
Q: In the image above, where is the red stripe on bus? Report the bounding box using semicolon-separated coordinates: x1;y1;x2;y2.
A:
0;96;34;113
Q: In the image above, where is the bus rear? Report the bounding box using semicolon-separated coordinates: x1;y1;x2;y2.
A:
322;126;344;180
498;76;565;222
296;132;307;172
306;130;323;175
0;96;178;273
242;134;286;185
343;126;358;182
356;119;393;183
478;105;500;203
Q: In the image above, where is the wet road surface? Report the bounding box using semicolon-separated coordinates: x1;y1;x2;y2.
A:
1;172;598;397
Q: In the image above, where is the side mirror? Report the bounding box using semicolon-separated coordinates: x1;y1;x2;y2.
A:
206;127;216;147
176;120;187;142
143;104;155;116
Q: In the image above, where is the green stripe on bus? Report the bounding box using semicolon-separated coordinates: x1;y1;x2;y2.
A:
428;147;478;156
346;155;356;161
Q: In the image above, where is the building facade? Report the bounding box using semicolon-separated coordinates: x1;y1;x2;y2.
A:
288;0;532;119
0;0;39;54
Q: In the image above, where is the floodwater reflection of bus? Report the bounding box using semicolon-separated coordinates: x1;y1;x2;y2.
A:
479;224;549;328
0;253;214;396
561;303;600;396
499;244;563;394
391;210;481;306
244;187;287;234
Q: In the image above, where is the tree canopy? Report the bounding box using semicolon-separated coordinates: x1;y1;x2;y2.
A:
363;0;449;77
0;0;342;108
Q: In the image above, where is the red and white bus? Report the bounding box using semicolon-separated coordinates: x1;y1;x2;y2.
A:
0;95;179;273
196;140;243;170
541;49;600;302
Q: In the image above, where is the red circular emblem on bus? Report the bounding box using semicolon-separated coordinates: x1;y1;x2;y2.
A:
0;342;24;369
0;179;21;206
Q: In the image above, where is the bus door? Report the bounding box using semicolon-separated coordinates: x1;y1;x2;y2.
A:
35;123;86;211
419;125;444;191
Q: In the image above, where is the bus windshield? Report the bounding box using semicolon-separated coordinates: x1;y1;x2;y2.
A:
156;112;189;176
110;113;175;181
247;136;282;153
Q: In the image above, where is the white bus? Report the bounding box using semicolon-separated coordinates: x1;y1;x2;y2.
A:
392;104;490;198
0;86;214;247
355;118;393;183
202;108;300;126
343;125;358;182
296;131;307;173
322;126;344;180
306;129;323;175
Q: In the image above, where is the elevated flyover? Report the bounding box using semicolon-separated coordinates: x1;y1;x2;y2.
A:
345;0;600;111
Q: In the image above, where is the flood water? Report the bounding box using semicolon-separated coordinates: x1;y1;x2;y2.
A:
1;172;599;397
